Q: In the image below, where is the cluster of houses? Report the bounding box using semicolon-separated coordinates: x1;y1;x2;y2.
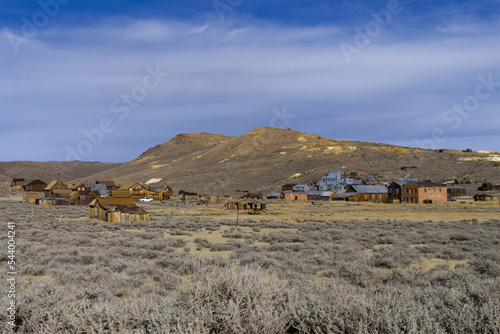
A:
10;177;177;223
265;171;500;204
8;170;499;222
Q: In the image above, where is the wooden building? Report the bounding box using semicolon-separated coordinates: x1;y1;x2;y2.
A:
268;192;284;200
447;186;467;198
95;180;118;189
455;177;472;184
23;180;47;192
478;183;500;191
281;184;297;192
341;184;389;202
36;197;70;206
403;182;447;204
44;180;69;197
68;181;89;192
148;184;174;201
241;192;263;200
473;194;498;201
283;192;308;201
10;178;25;191
117;182;149;199
89;198;150;223
179;191;199;202
26;192;42;203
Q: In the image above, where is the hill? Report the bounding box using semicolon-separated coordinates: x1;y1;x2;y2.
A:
0;161;121;184
79;127;500;194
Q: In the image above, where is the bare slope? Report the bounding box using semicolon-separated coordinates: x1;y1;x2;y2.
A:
81;127;500;194
0;161;121;183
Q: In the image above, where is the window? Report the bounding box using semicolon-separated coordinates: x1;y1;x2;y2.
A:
424;188;427;192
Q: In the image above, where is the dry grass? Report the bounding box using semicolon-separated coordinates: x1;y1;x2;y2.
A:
1;196;500;333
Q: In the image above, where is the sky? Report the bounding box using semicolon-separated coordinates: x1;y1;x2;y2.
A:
0;0;499;162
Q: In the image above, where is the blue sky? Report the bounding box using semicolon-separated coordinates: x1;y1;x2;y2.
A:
1;0;499;162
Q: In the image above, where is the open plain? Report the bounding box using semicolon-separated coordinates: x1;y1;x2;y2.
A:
1;187;499;333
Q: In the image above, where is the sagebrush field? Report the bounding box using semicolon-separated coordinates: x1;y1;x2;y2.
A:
1;191;500;333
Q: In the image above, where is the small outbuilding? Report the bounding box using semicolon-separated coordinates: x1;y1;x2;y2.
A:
89;198;150;223
473;194;497;201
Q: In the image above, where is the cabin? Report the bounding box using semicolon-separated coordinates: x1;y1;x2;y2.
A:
89;198;150;223
268;192;284;200
403;181;447;204
23;180;47;192
477;183;500;191
36;197;69;206
388;180;408;202
226;201;266;212
26;192;42;203
70;190;100;205
455;177;471;184
148;184;174;201
401;166;418;171
241;192;263;200
342;184;389;202
283;192;308;201
473;194;497;201
95;180;118;189
447;186;467;198
117;182;149;199
44;180;69;197
10;178;25;191
281;184;297;192
179;191;199;202
68;181;89;192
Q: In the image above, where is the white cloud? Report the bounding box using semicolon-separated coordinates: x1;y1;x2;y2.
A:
0;16;499;161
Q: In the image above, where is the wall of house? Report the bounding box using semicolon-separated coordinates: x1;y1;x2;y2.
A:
284;192;308;200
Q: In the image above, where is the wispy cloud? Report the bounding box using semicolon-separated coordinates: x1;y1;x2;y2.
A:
0;10;499;161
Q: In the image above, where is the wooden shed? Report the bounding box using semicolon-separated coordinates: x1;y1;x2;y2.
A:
89;198;150;223
26;192;42;203
23;180;47;192
473;194;497;201
44;180;69;197
10;178;25;191
118;182;149;199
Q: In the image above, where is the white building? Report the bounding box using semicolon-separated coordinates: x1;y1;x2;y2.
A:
316;170;363;191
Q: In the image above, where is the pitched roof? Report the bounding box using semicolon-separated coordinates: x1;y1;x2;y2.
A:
413;181;445;187
96;181;117;187
119;182;146;190
90;198;137;207
25;179;47;186
45;180;68;190
347;185;388;193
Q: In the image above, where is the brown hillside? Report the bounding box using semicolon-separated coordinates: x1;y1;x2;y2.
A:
0;161;121;184
80;127;500;195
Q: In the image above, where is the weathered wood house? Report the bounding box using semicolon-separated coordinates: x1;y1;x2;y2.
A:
403;182;447;204
68;181;89;192
281;184;297;192
340;184;389;202
95;180;118;189
26;192;42;203
10;178;25;191
447;186;467;198
241;192;263;200
478;183;500;191
117;182;150;199
473;194;498;201
268;192;284;200
44;180;69;197
179;191;199;202
23;180;47;192
148;184;174;201
89;198;150;223
283;192;308;201
455;177;471;184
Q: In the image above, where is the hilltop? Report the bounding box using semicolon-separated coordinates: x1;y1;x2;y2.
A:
79;127;500;194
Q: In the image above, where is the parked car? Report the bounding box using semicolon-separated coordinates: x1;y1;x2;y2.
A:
139;197;153;202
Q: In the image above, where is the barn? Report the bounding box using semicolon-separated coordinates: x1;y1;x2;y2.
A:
89;198;150;223
343;184;389;202
23;180;47;192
